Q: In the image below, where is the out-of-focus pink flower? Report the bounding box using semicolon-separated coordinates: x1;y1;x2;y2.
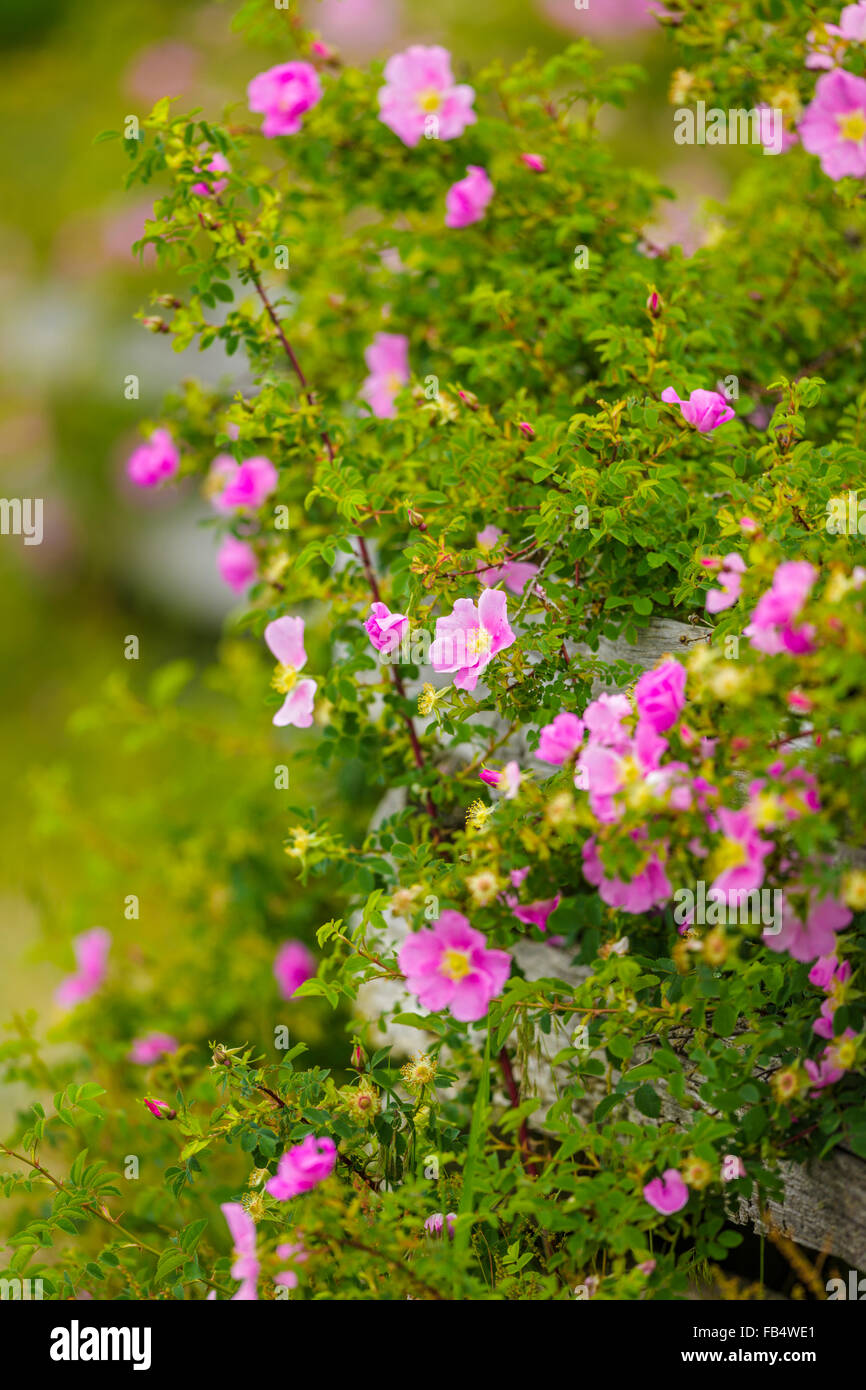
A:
634;659;686;733
804;1032;856;1091
476;525;539;594
538;711;585;765
584;693;632;748
218;536;258;594
56;928;111;1008
144;1097;176;1120
128;1033;179;1065
424;1212;457;1238
264;616;317;728
445;166;494;228
431;588;515;692
221;1203;259;1300
705;553;746;614
360;332;409;419
808;954;851;992
661;387;735;432
539;0;662;36
312;0;400;60
643;1169;688;1214
274;940;316;999
248;62;323;138
799;68;866;179
378;46;476;147
125;41;200;104
709;807;773;901
521;152;546;171
364;601;409;653
744;561;816;655
267;1135;337;1199
517;421;535;439
192;152;231;197
721;1155;746;1182
806;4;866;69
398;910;511;1022
582;838;671;914
765;894;852;963
756;105;798;153
275;1236;308;1288
787;689;813;714
126;428;179;488
478;761;521;798
507;873;561;932
211;456;278;512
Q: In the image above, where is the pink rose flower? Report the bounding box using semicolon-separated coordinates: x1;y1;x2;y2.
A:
274;940;316;999
275;1237;308;1289
477;525;539;594
55;927;111;1008
264;616;317;728
705;553;746;614
364;601;409;654
508;885;561;932
808;955;851;991
538;711;585;765
360;332;409;419
807;5;866;69
397;910;511;1022
192;151;231;197
800;68;866;179
431;588;516;692
540;0;661;35
378;46;476;147
643;1168;689;1214
756;105;798;153
765;894;852;963
221;1203;259;1301
266;1134;337;1199
128;1032;179;1065
445;166;494;228
126;428;179;488
583;693;632;748
218;536;258;593
143;1097;176;1120
744;560;816;655
634;659;686;733
661;386;735;432
478;761;521;798
520;152;546;171
212;456;278;512
247;62;322;138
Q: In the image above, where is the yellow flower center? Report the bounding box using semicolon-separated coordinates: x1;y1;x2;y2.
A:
465;627;493;661
272;663;297;694
710;838;748;875
838;109;866;143
386;371;404;393
417;88;441;113
441;949;471;981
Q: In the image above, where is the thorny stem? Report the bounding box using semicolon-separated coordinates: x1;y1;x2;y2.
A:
497;1047;539;1178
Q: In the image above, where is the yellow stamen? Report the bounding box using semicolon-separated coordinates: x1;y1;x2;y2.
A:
417;89;441;113
272;663;297;694
838;109;866;143
441;949;471;981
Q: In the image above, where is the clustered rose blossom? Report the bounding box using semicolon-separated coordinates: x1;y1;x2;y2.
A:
264;616;317;728
247;61;322;137
128;1032;178;1065
661;386;735;432
56;928;111;1008
377;45;476;147
126;428;179;488
267;1134;337;1199
274;939;316;999
360;332;410;419
398;910;511;1021
445;166;494;228
221;1203;259;1300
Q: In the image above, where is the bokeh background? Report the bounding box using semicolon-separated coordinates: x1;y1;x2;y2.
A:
0;0;728;1134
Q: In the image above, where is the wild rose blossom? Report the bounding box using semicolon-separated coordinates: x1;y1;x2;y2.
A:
477;525;539;594
765;894;852;962
126;428;179;488
643;1168;689;1214
397;910;511;1021
264;616;317;728
445;166;494;228
267;1135;337;1199
809;955;851;992
275;1237;308;1289
806;5;866;70
221;1202;259;1301
364;601;409;654
218;536;257;593
704;553;746;614
360;333;409;419
56;928;111;1008
274;940;316;999
583;836;672;914
128;1033;178;1065
211;456;278;512
143;1097;175;1120
505;871;561;932
247;62;322;137
744;561;816;655
431;588;515;692
799;68;866;179
538;712;585;767
377;46;476;147
191;151;230;196
521;152;546;171
634;660;687;733
661;386;735;432
478;760;521;798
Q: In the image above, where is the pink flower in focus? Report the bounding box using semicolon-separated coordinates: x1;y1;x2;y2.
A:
705;553;746;614
267;1135;337;1199
634;659;686;733
521;152;546;171
538;712;585;765
264;616;317;728
476;525;539;594
126;428;179;488
364;601;409;654
445;166;494;228
218;536;257;594
143;1097;176;1120
56;928;111;1008
247;62;323;138
377;46;476;147
431;588;515;692
643;1169;688;1214
221;1202;259;1301
360;332;409;419
661;386;735;432
274;940;316;999
128;1033;179;1065
799;68;866;179
192;152;231;197
765;894;852;963
397;910;511;1022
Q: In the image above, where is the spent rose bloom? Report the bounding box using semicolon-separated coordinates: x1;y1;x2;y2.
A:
634;659;687;733
128;1032;179;1065
431;588;516;692
377;46;476;147
643;1168;689;1214
445;166;494;229
247;62;322;137
799;68;866;178
56;928;111;1008
765;894;852;963
217;536;257;594
477;525;539;593
360;332;409;419
274;940;316;999
221;1202;259;1301
364;601;409;654
705;552;746;613
538;712;585;765
661;386;735;432
126;428;179;488
267;1135;337;1199
191;151;230;197
264;616;317;728
397;910;511;1021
